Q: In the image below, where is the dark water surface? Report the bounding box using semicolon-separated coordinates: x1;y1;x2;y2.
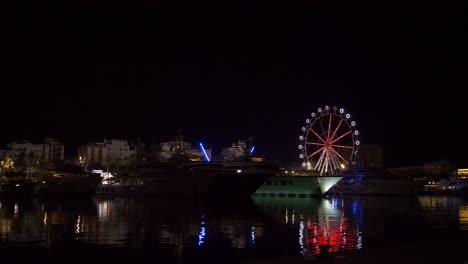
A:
0;195;467;263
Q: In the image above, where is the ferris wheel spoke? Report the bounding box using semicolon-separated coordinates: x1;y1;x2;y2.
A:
321;151;328;174
324;148;329;173
332;153;341;171
330;130;352;145
307;146;325;159
328;147;349;164
329;118;344;143
309;128;327;144
329;156;337;172
326;114;332;142
317;152;324;174
306;142;325;146
329;144;353;149
328;153;338;174
314;149;326;171
319;118;326;141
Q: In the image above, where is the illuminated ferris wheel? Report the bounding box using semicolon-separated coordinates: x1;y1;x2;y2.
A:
298;106;359;175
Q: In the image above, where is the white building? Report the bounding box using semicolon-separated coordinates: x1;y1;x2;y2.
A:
7;141;43;160
78;139;136;168
5;138;64;162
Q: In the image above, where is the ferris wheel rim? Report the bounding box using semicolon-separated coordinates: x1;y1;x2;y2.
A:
298;105;359;175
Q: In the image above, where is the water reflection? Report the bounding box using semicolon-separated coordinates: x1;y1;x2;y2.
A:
417;196;468;237
460;206;468;231
253;197;362;256
252;195;466;256
198;215;206;246
0;195;467;262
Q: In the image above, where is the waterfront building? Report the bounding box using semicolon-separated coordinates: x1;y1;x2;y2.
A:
78;139;136;169
3;138;64;163
7;141;43;161
42;138;64;161
356;144;384;168
388;158;456;179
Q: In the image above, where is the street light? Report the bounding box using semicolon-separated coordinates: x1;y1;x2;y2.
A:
79;156;86;170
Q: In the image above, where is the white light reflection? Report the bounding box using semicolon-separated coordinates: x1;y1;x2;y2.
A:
198;215;206;246
14;203;18;217
251;226;256;245
356;231;363;249
198;226;206;246
75;215;81;234
299;216;305;255
98;201;110;221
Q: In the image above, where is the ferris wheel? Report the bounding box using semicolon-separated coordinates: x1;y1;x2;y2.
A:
298;106;359;175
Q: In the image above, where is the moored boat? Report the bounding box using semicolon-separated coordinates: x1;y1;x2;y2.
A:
96;157;279;199
423;178;468;195
254;170;342;197
326;167;425;196
33;163;102;196
0;171;38;196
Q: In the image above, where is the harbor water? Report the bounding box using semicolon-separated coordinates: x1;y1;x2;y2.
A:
0;195;467;263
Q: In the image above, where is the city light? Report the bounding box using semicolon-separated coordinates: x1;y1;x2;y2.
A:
250;146;255;154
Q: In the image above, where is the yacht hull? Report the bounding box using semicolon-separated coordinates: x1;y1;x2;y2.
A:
96;163;277;199
34;174;102;196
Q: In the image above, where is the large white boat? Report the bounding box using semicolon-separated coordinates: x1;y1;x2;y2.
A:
325;167;425;196
96;136;279;199
96;157;279;198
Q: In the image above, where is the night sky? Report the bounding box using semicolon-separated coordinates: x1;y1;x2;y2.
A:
1;0;466;167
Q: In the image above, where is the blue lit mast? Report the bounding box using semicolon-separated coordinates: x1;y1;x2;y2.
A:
199;143;210;162
248;136;255;155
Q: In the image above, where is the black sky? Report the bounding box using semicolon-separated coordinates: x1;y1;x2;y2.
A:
1;0;466;167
